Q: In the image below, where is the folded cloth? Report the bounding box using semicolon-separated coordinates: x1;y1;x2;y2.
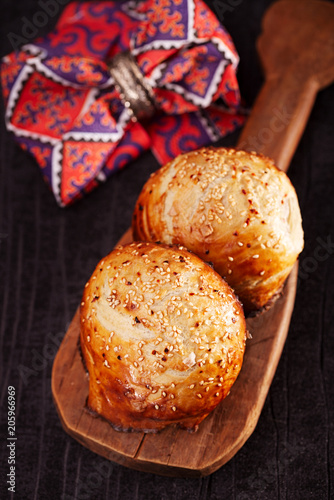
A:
1;0;245;206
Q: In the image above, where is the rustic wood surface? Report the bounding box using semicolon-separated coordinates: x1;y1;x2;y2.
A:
52;0;334;476
1;0;334;498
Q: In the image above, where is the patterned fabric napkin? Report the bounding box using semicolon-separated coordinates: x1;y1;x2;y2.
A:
1;0;244;206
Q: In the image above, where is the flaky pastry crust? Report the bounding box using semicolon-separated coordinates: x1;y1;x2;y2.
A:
80;241;246;432
132;148;304;313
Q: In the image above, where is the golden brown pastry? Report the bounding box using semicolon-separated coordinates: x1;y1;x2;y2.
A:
132;147;304;313
80;241;246;433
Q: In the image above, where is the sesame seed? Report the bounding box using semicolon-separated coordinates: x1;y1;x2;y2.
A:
172;406;177;411
155;404;159;410
197;394;202;399
252;254;260;259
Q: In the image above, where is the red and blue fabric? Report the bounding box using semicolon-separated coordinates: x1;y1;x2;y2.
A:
1;0;244;206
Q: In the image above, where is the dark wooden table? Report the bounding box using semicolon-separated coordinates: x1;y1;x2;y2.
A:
1;1;333;499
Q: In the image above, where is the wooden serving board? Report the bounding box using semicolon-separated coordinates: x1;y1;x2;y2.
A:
52;0;334;477
52;228;298;477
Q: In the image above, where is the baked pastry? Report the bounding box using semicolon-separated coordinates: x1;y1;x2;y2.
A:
132;147;304;313
80;241;246;432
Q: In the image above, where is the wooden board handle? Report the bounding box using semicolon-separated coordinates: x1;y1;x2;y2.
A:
237;73;319;172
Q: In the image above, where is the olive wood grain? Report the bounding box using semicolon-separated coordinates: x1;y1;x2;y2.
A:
52;0;334;476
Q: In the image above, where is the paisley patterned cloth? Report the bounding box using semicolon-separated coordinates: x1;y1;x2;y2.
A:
1;0;244;206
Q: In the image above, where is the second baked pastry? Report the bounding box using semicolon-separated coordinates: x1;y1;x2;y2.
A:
132;147;304;313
